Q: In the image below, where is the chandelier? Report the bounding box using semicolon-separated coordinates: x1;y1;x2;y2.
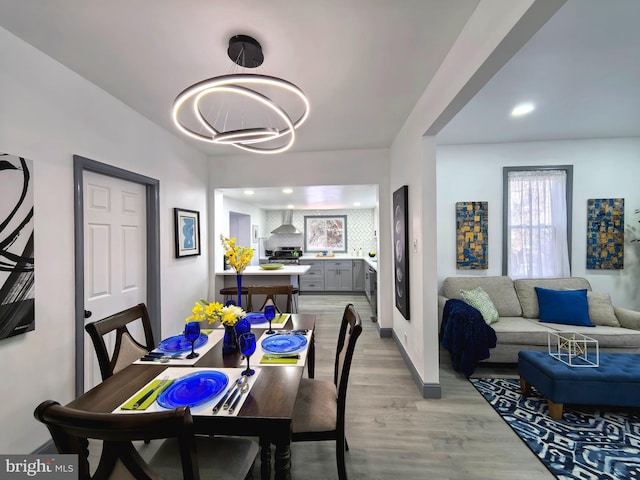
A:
172;35;310;154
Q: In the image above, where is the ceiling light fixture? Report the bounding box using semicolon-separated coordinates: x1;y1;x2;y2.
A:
244;190;255;195
282;188;293;194
511;102;535;117
172;35;310;154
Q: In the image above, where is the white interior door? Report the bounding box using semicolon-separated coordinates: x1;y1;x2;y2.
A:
83;171;147;391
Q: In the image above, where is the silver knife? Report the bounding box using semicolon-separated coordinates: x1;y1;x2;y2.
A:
223;378;244;410
212;378;241;413
133;377;170;409
228;380;250;414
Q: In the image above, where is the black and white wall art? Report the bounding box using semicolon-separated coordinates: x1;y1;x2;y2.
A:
393;185;410;320
0;153;35;340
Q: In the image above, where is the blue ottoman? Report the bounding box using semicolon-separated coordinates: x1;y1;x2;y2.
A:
518;350;640;419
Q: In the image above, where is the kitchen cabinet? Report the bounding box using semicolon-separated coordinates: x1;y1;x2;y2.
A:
324;260;353;291
352;260;365;292
299;260;325;292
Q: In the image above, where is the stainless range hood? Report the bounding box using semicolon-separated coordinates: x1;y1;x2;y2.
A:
271;210;301;234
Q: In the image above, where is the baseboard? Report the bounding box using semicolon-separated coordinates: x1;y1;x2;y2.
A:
377;323;392;338
32;440;56;454
392;330;442;399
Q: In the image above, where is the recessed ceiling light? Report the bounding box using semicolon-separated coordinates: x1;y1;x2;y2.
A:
282;188;293;194
353;202;361;207
511;103;535;117
244;190;254;195
287;204;294;209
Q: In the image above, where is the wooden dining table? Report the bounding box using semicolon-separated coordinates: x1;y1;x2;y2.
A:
69;313;316;480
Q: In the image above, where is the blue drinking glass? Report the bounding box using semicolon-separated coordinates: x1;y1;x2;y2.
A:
238;332;256;376
264;304;276;334
184;321;201;359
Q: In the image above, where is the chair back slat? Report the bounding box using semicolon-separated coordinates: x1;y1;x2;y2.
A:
247;285;293;313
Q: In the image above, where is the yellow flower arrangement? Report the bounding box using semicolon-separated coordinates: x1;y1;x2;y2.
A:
220;235;254;274
187;299;246;327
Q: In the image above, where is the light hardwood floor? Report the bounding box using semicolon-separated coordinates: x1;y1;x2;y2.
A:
281;293;554;480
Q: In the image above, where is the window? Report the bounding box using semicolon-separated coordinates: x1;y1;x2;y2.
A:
503;167;572;278
304;215;347;253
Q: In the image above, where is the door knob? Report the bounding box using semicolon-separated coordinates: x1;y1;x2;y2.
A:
84;310;92;319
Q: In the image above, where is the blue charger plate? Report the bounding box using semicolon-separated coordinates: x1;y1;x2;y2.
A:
157;333;208;353
245;312;267;324
157;371;228;409
261;334;308;354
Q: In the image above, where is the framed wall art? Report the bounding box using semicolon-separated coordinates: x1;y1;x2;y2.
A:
586;198;624;269
0;153;35;340
393;185;410;320
304;215;347;253
252;224;259;243
456;201;488;269
174;208;201;258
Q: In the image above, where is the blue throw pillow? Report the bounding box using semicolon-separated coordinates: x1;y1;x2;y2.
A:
534;287;593;327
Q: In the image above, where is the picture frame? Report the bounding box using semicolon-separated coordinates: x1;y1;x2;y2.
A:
174;208;201;258
393;185;410;320
304;215;347;253
252;224;259;243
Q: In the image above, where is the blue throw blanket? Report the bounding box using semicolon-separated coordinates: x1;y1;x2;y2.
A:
440;299;497;377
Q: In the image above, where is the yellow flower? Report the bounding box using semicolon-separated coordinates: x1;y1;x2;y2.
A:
220;235;254;274
186;299;246;326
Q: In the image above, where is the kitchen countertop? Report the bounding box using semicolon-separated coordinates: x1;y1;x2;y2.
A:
216;265;311;276
298;255;378;271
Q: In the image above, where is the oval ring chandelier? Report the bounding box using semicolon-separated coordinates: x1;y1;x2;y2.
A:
172;35;310;154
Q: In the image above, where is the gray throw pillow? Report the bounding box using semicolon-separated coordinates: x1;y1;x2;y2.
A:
460;286;499;325
587;291;620;327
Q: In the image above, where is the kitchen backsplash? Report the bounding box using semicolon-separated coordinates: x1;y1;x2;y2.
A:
264;209;376;255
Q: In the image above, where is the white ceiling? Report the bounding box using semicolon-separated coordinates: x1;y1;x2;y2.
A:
1;1;637;209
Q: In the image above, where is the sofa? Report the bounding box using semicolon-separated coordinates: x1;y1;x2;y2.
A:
438;276;640;363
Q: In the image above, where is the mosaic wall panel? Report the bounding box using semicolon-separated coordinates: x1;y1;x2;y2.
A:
456;201;488;269
586;198;624;269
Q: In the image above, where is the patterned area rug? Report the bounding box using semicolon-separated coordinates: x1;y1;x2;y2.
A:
470;378;640;480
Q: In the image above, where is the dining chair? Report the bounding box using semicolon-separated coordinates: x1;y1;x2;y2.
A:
85;303;156;380
291;303;363;480
34;400;259;480
247;285;293;313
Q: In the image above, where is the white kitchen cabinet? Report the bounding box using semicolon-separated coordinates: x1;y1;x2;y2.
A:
324;260;353;291
299;260;325;292
352;260;365;291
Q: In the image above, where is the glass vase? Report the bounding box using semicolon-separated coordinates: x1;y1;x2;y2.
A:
236;273;243;308
222;324;239;355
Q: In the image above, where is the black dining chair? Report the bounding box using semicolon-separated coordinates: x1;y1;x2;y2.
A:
291;303;363;480
247;285;293;313
85;303;156;380
34;400;259;480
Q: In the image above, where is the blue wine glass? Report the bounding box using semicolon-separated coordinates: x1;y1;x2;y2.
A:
184;321;201;359
238;332;256;376
264;304;276;334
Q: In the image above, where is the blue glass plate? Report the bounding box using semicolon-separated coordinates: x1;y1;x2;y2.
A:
157;333;208;353
245;312;267;324
157;371;228;409
261;334;308;354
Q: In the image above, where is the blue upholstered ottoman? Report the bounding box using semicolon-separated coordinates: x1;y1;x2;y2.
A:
518;350;640;419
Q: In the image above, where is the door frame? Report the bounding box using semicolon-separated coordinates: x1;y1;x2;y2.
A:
73;155;161;396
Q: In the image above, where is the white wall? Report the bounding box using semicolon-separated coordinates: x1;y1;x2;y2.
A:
0;27;209;453
437;138;640;310
208;149;391;328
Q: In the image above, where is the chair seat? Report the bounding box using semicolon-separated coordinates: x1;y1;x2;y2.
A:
149;436;259;480
292;378;337;433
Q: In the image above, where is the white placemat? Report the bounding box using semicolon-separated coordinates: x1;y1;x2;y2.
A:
114;367;260;417
255;329;312;367
133;329;224;366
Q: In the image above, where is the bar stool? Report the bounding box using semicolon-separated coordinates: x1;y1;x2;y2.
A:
219;286;248;306
291;287;299;313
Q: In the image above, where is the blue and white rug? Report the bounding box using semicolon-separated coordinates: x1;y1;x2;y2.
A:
470;377;640;480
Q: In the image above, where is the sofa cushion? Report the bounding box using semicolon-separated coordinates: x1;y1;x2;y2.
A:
491;317;554;346
514;277;592;318
442;276;522;317
460;287;499;325
535;287;593;327
587;292;620;327
542;323;640;348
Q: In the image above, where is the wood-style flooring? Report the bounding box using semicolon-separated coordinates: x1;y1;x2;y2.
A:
281;293;554;480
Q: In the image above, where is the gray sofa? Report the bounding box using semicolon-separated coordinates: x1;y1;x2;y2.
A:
438;276;640;363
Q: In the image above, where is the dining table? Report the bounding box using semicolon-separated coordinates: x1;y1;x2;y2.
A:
69;313;316;480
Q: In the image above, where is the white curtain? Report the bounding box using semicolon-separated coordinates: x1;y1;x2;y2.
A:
507;170;570;279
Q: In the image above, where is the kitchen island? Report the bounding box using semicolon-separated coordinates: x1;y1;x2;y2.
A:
216;265;311;311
